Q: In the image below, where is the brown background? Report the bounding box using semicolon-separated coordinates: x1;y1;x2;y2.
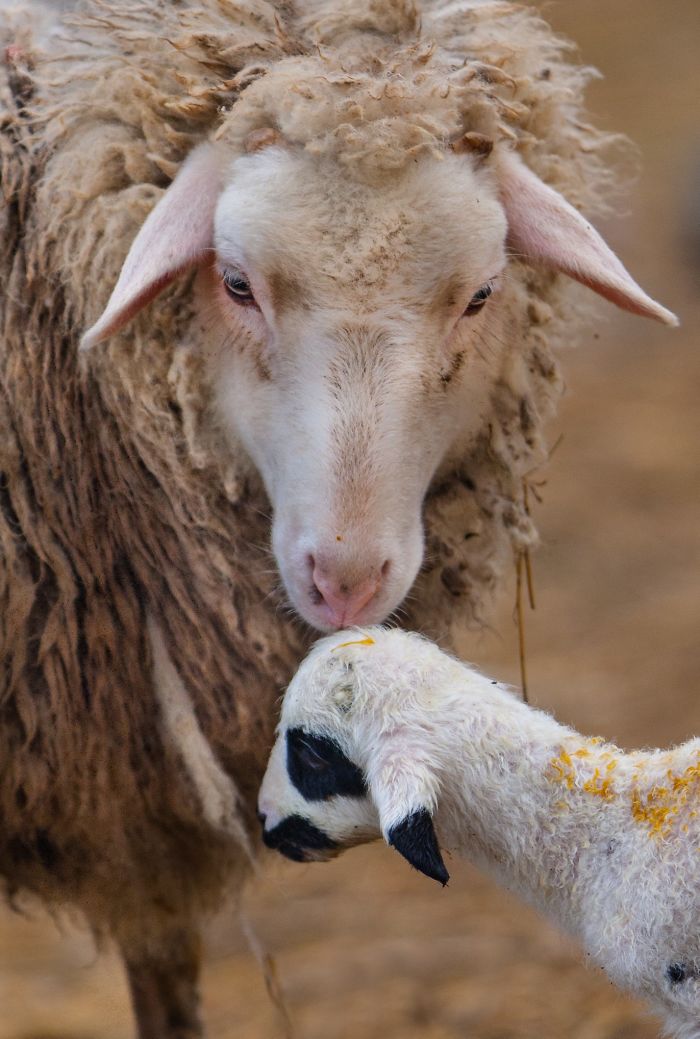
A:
1;1;698;1036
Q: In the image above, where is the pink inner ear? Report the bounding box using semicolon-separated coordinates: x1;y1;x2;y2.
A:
81;144;223;349
498;152;678;327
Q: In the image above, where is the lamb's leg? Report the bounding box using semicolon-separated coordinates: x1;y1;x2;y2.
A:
122;929;203;1039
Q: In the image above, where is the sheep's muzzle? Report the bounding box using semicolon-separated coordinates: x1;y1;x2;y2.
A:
262;815;338;863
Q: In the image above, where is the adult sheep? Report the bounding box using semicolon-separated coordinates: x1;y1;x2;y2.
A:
0;0;675;1035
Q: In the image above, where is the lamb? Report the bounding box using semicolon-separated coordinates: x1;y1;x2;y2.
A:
0;0;676;1033
258;628;700;1039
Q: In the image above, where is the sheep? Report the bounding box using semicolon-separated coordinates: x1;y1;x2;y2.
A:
258;627;700;1039
0;0;676;1033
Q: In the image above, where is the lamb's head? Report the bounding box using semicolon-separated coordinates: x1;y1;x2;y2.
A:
81;85;676;633
258;627;463;884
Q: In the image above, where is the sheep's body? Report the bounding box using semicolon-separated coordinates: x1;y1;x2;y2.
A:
0;0;674;1032
436;687;700;1032
260;629;700;1038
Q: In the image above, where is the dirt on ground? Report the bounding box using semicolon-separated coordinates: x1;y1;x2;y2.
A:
0;1;698;1037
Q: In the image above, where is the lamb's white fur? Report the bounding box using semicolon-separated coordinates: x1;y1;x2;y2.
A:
259;628;700;1038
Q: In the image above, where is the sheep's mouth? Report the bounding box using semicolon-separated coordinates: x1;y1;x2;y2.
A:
262;814;338;863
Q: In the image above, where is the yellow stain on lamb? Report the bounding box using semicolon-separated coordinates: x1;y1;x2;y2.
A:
549;744;619;800
549;746;700;839
583;760;618;801
549;748;577;790
630;757;700;839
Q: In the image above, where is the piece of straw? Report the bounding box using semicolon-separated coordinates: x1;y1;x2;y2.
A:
515;549;529;704
240;913;296;1039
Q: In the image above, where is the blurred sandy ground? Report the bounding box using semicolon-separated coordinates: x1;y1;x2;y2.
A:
0;1;698;1036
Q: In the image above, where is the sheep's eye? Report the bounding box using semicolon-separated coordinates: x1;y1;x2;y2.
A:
463;281;493;317
286;728;366;801
222;269;256;307
295;738;330;772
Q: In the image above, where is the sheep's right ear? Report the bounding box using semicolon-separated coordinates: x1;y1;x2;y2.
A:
81;144;223;350
365;725;449;887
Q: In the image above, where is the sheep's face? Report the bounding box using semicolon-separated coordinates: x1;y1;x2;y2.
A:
83;137;673;634
258;727;378;863
258;628;455;884
206;147;508;631
257;633;381;861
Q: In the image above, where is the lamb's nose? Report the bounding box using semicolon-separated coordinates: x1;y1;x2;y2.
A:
311;559;388;628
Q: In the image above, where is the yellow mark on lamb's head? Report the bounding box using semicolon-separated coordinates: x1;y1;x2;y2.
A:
332;636;376;651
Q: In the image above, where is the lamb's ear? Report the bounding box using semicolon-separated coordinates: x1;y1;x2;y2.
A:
497;151;678;327
366;728;449;887
81;144;223;350
387;807;449;887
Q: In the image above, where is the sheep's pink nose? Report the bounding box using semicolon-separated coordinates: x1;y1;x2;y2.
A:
311;559;387;629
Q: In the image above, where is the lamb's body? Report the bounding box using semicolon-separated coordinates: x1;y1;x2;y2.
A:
260;629;700;1038
433;676;700;1029
0;0;674;1033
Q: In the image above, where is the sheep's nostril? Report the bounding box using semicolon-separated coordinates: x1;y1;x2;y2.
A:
381;559;390;578
311;565;384;627
257;810;267;828
307;554;325;604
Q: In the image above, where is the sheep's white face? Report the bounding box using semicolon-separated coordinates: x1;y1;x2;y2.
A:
257;632;381;858
257;729;379;862
258;628;456;883
83;135;673;633
205;149;508;631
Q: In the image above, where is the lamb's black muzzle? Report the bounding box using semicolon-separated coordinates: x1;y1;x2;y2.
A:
262;814;337;862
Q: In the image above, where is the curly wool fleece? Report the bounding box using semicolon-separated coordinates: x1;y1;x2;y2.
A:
1;0;621;938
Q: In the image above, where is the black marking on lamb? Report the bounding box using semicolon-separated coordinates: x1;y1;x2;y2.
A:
666;963;698;986
262;814;337;862
388;808;450;887
286;728;367;801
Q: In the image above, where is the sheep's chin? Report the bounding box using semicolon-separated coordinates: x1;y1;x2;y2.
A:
298;846;341;864
288;592;397;634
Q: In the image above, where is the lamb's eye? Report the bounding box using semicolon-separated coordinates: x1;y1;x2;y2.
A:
222;269;256;306
295;739;330;772
286;728;366;801
463;281;493;317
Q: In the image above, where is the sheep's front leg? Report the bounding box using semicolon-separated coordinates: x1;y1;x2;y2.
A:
122;929;203;1039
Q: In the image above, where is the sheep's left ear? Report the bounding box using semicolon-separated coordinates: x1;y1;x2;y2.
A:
497;151;678;327
81;143;223;350
365;727;449;887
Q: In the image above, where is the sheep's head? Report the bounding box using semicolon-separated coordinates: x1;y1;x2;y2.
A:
82;113;676;632
258;627;464;884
